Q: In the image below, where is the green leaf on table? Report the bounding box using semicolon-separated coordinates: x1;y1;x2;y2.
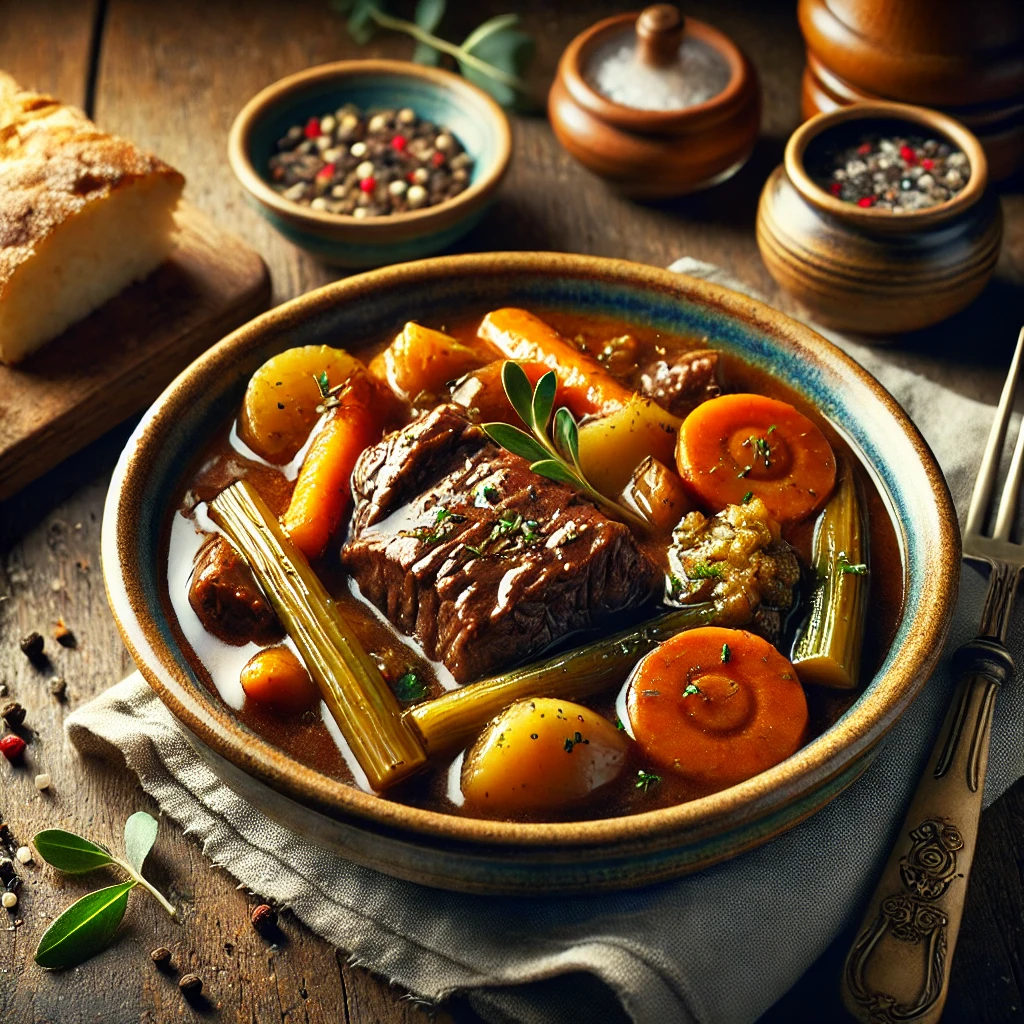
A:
345;0;380;45
34;880;136;969
459;22;534;108
531;371;557;433
529;458;582;487
32;829;113;874
123;812;159;874
414;0;445;31
461;12;519;52
481;423;550;464
412;40;442;65
552;407;580;469
500;361;536;430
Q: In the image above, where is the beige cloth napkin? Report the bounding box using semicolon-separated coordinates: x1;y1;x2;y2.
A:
66;261;1024;1023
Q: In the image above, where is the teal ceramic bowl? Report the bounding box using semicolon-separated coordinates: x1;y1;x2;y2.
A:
102;253;960;894
228;60;511;267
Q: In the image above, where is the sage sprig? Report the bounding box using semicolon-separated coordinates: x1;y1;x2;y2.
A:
333;0;535;108
33;811;176;969
481;362;647;530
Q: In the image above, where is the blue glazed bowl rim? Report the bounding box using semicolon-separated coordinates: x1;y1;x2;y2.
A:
101;252;960;849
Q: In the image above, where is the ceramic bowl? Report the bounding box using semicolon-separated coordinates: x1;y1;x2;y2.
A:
757;101;1003;336
228;60;511;267
548;11;761;198
102;252;959;895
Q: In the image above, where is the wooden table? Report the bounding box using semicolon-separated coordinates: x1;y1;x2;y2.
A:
1;2;1021;1021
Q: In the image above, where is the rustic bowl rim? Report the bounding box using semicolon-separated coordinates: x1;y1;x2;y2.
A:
785;100;989;230
102;251;959;851
227;59;511;238
559;11;752;133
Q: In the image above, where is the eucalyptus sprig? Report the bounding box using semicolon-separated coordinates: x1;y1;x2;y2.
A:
481;362;647;531
333;0;535;108
32;812;177;969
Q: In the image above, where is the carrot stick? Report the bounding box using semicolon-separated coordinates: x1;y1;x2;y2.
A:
282;375;383;560
624;626;808;787
478;308;632;418
675;392;836;523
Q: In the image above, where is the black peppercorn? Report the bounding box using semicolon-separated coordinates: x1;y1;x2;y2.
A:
0;858;15;884
150;946;172;968
49;677;66;700
19;632;44;661
0;701;25;727
250;903;277;935
53;622;76;648
178;973;203;996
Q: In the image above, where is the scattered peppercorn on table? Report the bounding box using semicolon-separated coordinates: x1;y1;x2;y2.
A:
1;1;1022;1022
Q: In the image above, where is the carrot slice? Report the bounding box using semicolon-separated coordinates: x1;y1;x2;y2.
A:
478;308;631;418
624;626;808;787
282;374;384;560
675;393;836;522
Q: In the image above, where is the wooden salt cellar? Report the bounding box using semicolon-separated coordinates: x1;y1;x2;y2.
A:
756;102;1003;337
798;0;1024;180
548;4;761;198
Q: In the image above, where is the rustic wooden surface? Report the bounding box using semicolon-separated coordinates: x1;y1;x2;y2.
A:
0;203;270;501
0;1;1021;1022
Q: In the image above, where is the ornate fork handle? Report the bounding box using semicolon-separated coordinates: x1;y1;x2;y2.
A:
841;637;1015;1024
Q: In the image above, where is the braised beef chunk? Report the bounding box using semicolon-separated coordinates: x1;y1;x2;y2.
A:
343;404;659;683
188;535;281;646
639;349;721;417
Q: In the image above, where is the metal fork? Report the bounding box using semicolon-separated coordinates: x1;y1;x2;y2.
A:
841;327;1024;1024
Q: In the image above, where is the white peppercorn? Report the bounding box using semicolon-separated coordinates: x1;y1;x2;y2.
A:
1;891;16;909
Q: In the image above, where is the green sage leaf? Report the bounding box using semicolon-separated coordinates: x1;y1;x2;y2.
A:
124;812;159;875
481;423;550;464
346;0;379;45
529;459;582;487
32;829;114;874
531;371;557;434
414;0;445;32
413;40;442;65
461;12;519;53
459;26;534;108
553;407;581;469
501;361;535;430
34;881;136;969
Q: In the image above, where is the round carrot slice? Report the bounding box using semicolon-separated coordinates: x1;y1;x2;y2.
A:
675;393;836;522
624;626;808;787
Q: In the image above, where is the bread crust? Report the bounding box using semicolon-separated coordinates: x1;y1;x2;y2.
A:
0;72;185;296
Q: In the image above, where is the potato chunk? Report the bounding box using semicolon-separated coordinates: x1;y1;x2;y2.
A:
461;698;628;817
369;322;484;404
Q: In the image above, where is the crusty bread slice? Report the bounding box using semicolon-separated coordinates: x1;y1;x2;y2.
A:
0;72;184;364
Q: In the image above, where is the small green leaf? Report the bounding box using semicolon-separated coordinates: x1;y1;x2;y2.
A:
501;361;536;430
414;0;445;31
393;671;428;703
412;40;442;65
346;0;379;44
461;12;519;52
34;881;136;969
481;422;550;464
124;812;158;875
32;830;114;874
531;371;557;434
552;407;580;468
529;459;581;487
459;27;534;108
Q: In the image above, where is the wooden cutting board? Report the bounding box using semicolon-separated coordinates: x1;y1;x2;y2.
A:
0;203;271;502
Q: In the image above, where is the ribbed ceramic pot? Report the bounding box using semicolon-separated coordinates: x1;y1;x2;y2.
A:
757;101;1003;336
102;252;959;895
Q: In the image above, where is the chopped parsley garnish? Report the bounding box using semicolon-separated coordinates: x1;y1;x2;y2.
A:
521;519;541;544
314;370;330;397
615;718;626;731
741;491;754;504
636;770;661;792
721;643;731;663
474;482;500;507
465;509;542;557
689;561;724;580
392;671;428;703
837;551;868;575
667;574;685;597
683;683;702;697
563;731;588;753
737;465;752;479
400;506;466;545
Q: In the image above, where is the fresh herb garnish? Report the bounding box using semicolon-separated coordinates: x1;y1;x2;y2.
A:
636;770;661;792
563;731;587;753
482;362;646;530
33;812;176;969
393;671;428;702
737;465;752;478
474;482;499;507
721;643;731;663
400;505;466;545
741;491;754;504
742;431;774;468
837;551;868;575
313;370;351;413
667;574;685;597
615;717;626;731
333;0;535;109
683;683;702;697
689;561;724;580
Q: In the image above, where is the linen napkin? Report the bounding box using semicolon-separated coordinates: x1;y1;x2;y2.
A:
65;260;1024;1024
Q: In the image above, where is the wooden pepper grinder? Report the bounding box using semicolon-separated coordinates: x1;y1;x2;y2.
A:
548;4;762;198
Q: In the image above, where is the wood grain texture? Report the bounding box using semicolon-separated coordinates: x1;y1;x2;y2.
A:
0;0;1021;1022
0;204;271;501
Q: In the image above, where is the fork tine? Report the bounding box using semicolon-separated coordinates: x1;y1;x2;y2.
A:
965;326;1024;537
994;405;1024;540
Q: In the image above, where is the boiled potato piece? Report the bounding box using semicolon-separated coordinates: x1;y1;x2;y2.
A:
577;396;681;496
240;645;320;716
239;345;360;463
369;322;485;402
461;698;629;817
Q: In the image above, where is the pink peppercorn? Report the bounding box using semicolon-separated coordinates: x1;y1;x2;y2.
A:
359;177;376;193
829;182;842;196
391;135;407;151
315;163;336;181
899;144;916;164
431;151;446;167
920;157;934;170
856;196;875;208
0;735;26;762
856;142;871;156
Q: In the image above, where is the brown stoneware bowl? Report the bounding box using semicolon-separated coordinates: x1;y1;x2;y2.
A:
548;8;761;198
102;252;959;894
757;101;1003;336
